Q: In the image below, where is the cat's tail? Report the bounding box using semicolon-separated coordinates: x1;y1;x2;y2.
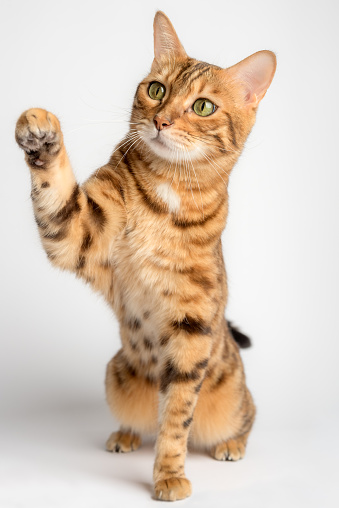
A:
227;321;252;348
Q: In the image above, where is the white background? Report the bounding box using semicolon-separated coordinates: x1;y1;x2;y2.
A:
1;0;338;506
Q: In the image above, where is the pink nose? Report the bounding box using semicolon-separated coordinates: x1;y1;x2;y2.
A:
153;115;172;131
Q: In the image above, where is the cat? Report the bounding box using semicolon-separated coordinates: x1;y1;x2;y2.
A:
15;11;276;502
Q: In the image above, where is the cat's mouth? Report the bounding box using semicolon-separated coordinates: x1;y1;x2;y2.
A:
150;131;188;154
151;132;169;148
146;131;176;159
142;126;199;162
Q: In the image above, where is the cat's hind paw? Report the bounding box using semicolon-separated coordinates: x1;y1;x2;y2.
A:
106;430;141;453
212;436;247;461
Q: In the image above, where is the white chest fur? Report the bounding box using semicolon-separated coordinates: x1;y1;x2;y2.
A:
156;183;180;213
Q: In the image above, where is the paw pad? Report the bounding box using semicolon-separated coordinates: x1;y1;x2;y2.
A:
15;108;62;166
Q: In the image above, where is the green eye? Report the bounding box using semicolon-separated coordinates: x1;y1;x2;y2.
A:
193;98;215;117
149;82;166;100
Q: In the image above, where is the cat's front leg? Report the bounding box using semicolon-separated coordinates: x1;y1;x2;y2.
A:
15;108;126;273
154;321;211;501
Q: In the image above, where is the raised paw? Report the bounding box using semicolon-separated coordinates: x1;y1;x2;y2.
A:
154;477;192;502
212;436;247;462
15;108;62;167
106;430;141;453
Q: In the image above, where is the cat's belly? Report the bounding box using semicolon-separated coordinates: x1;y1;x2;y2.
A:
110;231;173;378
112;241;170;334
109;215;222;352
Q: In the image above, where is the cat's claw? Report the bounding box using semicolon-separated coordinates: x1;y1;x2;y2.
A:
154;477;192;501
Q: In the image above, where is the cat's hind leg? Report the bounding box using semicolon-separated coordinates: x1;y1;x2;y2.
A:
191;340;256;459
105;349;158;441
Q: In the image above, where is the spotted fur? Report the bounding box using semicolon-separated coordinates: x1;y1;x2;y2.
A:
15;11;276;502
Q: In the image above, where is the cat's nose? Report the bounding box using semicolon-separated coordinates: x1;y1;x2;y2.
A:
153;115;172;131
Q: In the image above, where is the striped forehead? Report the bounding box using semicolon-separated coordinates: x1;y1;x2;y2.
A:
165;60;221;95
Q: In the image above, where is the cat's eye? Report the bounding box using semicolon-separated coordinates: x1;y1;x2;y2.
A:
148;82;166;100
193;98;216;117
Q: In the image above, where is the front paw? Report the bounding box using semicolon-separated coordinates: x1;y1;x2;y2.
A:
15;108;62;167
154;477;192;501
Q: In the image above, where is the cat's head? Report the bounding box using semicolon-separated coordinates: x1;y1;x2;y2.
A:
132;11;276;164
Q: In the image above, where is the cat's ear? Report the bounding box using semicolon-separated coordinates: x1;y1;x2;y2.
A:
227;51;277;107
153;11;187;61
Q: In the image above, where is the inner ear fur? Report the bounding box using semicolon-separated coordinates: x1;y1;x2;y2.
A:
227;50;277;107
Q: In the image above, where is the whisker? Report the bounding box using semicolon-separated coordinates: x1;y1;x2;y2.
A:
78;96;133;117
186;147;204;218
178;155;182;190
63;120;142;135
181;146;198;213
198;148;228;185
94;132;140;178
113;135;143;170
184;147;203;215
165;147;176;180
170;148;179;188
198;145;231;178
182;145;189;193
188;133;239;155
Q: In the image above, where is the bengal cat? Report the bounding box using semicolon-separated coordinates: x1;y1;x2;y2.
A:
15;11;276;502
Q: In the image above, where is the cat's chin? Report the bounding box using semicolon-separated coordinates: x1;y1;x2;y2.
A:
145;135;199;162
